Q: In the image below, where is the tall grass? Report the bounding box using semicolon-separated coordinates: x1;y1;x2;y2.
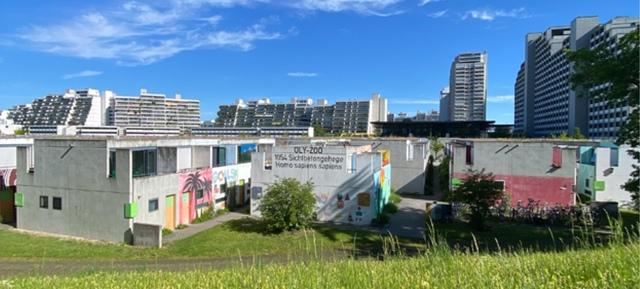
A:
3;217;639;289
3;243;638;289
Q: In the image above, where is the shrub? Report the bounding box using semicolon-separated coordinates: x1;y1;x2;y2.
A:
259;178;316;232
162;228;173;236
449;169;504;230
389;191;401;204
382;203;398;215
371;213;391;226
176;224;188;230
192;207;214;224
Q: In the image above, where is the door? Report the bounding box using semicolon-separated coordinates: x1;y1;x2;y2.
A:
165;195;176;230
181;192;190;224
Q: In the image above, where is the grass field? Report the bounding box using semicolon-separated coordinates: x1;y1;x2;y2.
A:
0;210;638;260
0;218;398;260
2;242;638;289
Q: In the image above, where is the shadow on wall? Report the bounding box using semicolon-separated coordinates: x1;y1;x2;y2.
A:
397;173;426;195
315;168;374;223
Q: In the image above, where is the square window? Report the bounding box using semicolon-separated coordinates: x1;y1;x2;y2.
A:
39;196;48;209
52;197;62;210
196;189;204;200
148;198;159;212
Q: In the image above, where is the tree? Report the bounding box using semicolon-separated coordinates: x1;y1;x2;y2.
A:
566;28;639;210
259;178;316;232
312;123;327;137
449;169;504;230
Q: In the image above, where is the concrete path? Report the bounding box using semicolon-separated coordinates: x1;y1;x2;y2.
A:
162;212;248;245
0;251;351;278
386;195;428;240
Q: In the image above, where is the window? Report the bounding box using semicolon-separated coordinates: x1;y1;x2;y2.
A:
196;189;204;200
108;150;116;178
586;179;590;187
238;144;256;164
610;147;619;167
494;181;505;191
132;149;157;177
39;196;48;209
52;197;62;210
212;147;226;167
465;145;473;165
26;146;35;173
148;198;159;212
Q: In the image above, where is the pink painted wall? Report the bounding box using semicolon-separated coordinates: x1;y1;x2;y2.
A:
453;173;575;206
179;167;213;223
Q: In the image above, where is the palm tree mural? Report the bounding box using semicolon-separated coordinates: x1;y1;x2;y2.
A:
181;170;213;217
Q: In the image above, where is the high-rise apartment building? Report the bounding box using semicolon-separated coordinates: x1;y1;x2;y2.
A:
6;88;201;130
8;89;104;127
108;89;200;129
214;93;387;134
444;52;487;121
514;16;639;138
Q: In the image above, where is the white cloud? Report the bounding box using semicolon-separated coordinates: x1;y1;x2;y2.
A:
62;70;103;79
462;8;528;21
427;10;447;18
487;95;514;103
17;2;284;65
392;99;439;104
418;0;441;6
287;72;319;77
290;0;404;16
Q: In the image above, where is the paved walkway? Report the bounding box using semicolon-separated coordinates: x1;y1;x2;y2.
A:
386;195;428;240
162;211;248;244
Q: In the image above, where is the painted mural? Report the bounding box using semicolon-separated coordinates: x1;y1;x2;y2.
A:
179;167;212;223
0;168;16;188
313;159;392;225
212;163;251;208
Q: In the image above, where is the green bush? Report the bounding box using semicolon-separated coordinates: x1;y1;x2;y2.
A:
176;224;188;230
192;207;214;224
162;228;173;236
389;191;402;204
259;178;316;232
382;203;398;215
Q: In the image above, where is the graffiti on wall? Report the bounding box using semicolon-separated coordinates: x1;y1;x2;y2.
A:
0;168;16;188
179;168;212;222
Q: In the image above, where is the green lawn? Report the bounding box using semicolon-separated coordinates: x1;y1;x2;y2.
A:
0;218;398;260
3;242;638;289
1;211;638;260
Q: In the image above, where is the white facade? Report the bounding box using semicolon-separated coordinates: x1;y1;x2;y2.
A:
446;53;487;121
515;16;639;138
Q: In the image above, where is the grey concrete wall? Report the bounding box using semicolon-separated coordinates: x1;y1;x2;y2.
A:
158;147;177;175
451;140;579;178
192;146;210;168
133;222;162;247
352;139;428;194
133;173;180;228
16;140;132;243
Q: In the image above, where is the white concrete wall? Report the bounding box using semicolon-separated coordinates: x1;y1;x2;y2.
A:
594;146;636;205
0;147;16;168
133;173;180;228
251;144;378;225
177;147;192;171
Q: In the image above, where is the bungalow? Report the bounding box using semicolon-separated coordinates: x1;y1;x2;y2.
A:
15;136;273;243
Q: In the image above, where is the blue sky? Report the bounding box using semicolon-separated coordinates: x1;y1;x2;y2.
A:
0;0;637;124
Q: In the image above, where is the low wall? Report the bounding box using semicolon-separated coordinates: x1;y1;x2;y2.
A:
133;223;162;248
